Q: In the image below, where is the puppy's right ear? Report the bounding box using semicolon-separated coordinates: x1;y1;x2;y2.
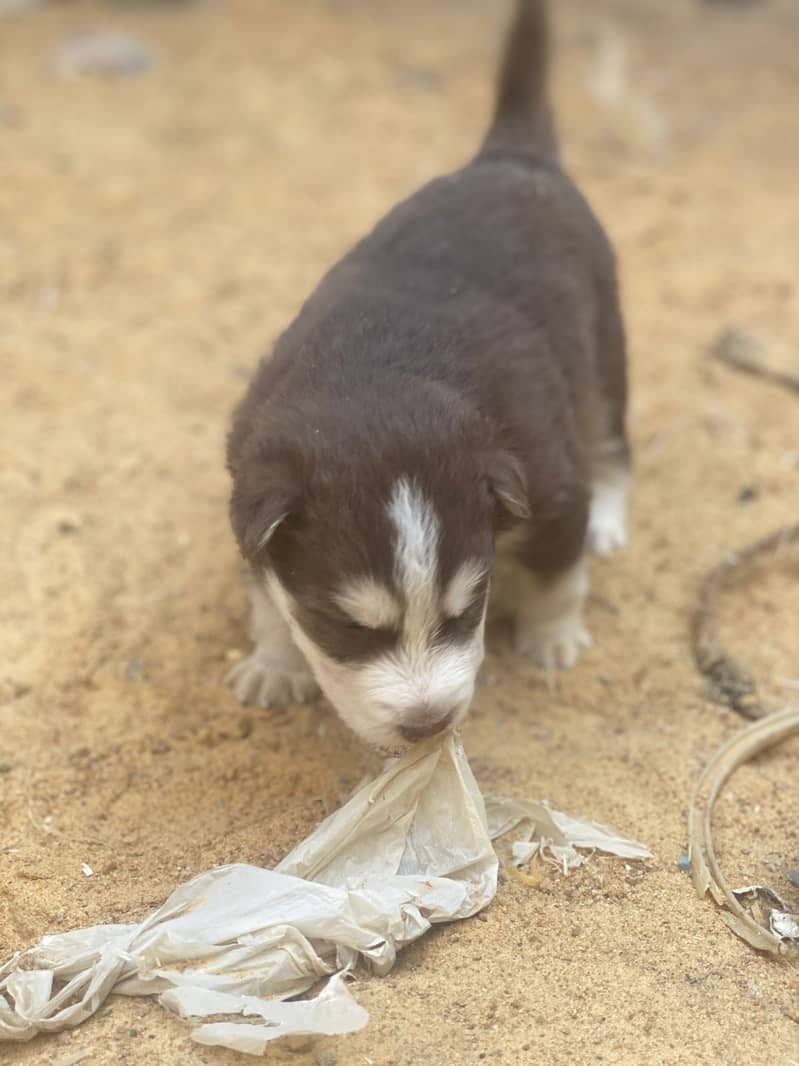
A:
486;450;530;521
230;469;299;562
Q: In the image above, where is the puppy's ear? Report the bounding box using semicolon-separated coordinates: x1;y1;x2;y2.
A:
487;451;530;520
230;468;299;561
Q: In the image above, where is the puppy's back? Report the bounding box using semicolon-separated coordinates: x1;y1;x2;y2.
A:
230;1;622;475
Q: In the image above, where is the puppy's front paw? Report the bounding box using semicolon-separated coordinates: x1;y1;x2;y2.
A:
514;616;592;671
226;652;320;708
587;512;627;557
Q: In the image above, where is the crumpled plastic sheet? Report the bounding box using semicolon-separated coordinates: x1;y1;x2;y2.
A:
0;734;650;1054
484;795;652;873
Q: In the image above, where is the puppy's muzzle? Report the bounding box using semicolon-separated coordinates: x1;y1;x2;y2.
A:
399;706;456;742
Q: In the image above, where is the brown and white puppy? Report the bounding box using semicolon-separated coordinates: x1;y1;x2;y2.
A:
226;0;630;749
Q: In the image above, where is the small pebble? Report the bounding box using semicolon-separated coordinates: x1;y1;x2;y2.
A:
394;64;444;93
711;325;761;362
55;32;154;78
787;869;799;889
736;485;757;505
126;657;145;681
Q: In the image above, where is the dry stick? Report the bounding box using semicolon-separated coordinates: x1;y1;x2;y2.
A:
689;523;799;958
712;333;799;396
701;329;799;715
696;335;799;945
688;705;799;960
691;523;799;719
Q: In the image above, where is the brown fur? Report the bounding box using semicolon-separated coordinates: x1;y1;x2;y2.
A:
228;0;627;669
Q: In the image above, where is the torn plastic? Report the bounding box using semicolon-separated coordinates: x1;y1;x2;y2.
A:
1;734;650;1053
165;975;369;1054
485;795;651;873
731;886;799;945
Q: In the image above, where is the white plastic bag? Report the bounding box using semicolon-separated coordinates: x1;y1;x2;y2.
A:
0;734;649;1053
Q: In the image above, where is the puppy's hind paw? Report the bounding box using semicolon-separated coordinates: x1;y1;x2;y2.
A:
588;474;629;557
226;652;320;708
587;514;627;557
514;617;592;671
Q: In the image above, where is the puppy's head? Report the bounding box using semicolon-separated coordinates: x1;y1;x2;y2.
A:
229;419;527;749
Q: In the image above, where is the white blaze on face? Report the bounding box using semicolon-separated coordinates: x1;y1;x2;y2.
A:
264;478;485;749
386;477;440;654
353;479;485;739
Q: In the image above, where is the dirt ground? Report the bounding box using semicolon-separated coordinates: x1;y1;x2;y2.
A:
1;0;797;1063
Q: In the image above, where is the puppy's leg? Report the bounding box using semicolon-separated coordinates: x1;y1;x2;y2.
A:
588;266;631;557
587;441;630;557
227;576;320;707
496;475;592;669
512;555;592;670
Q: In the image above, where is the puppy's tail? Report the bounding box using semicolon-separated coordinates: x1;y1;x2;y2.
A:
479;0;557;159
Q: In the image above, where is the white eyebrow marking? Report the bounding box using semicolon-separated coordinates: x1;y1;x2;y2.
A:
443;559;487;618
335;577;401;630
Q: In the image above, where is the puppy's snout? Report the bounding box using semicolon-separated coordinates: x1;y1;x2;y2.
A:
399;706;455;742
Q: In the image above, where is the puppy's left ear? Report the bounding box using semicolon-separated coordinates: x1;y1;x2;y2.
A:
230;466;299;561
487;451;530;520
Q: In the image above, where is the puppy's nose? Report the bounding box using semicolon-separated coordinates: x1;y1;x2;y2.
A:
399;707;454;742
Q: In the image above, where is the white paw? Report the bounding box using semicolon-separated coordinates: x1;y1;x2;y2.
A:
588;475;629;557
226;652;320;708
514;616;593;670
587;513;627;557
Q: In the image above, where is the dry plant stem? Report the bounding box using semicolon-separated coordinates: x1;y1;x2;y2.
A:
691;523;799;719
713;340;799;396
688;705;799;960
690;523;799;956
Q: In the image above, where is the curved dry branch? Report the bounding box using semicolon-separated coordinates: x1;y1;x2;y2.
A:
691;523;799;719
688;706;799;959
689;522;799;958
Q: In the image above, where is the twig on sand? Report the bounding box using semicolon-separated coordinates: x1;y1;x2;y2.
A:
688;705;799;960
688;523;799;958
711;327;799;397
691;523;799;719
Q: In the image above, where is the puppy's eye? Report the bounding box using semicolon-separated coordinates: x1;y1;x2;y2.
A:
341;616;397;641
438;596;485;642
334;617;398;660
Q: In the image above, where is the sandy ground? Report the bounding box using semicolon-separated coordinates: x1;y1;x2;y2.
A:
1;0;798;1063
